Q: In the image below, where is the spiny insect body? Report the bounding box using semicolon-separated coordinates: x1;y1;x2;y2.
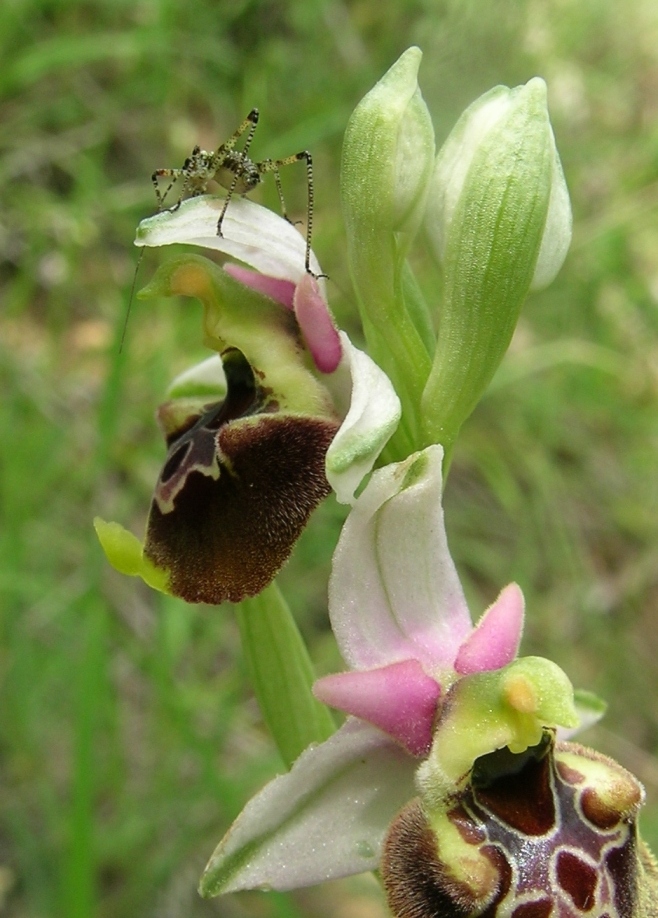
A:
151;108;316;274
122;109;318;350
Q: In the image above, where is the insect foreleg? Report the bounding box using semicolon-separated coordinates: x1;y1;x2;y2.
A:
215;110;261;236
152;168;184;211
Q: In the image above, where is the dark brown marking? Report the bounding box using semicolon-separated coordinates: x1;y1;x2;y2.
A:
448;804;487;845
606;835;638;918
145;412;337;603
144;347;338;604
555;761;586;787
556;850;597;911
510;899;553;918
580;781;643;830
475;747;555;836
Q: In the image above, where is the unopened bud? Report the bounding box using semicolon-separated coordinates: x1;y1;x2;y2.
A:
422;78;572;453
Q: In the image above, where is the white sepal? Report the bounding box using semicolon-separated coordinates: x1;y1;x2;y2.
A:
136;196;324;285
199;719;417;895
325;332;401;504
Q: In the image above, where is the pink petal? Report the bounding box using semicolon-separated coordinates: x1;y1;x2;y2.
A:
293;274;342;374
454;582;525;675
223;263;296;308
314;659;441;757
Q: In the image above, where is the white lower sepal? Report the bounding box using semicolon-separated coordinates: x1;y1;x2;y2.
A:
199;718;417;896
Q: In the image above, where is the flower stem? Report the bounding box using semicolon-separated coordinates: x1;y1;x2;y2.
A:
236;581;335;768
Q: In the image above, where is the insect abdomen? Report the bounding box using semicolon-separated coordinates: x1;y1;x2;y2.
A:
216;154;260;195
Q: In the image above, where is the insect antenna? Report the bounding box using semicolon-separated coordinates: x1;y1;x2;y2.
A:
119;246;146;353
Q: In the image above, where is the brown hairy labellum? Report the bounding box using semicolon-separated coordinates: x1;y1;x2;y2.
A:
383;798;507;918
144;347;339;604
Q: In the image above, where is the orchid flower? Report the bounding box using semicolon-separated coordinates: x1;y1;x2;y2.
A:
95;197;401;603
198;445;582;898
198;445;657;914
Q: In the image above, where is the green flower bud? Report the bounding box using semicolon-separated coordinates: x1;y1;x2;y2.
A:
341;47;436;455
342;45;435;258
422;77;572;457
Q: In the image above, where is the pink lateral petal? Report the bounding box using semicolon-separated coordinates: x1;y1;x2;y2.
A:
224;263;296;308
314;659;441;757
454;582;525;675
293;274;342;374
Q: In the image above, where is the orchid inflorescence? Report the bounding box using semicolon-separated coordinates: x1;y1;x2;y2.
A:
97;47;658;918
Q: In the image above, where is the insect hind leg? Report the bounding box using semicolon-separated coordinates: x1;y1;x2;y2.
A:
257;150;315;275
152;145;206;212
217;108;260;156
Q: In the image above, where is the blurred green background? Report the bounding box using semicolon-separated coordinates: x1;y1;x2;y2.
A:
2;0;658;915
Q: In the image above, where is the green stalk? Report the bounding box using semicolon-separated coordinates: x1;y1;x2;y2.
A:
236;582;335;768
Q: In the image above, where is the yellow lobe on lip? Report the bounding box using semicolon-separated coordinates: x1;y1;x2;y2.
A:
169;260;213;300
503;672;537;714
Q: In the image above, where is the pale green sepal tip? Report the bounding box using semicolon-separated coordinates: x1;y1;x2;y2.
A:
344;45;423;153
325;429;383;475
134;208;189;245
325;420;397;505
325;412;400;476
165;355;227;400
558;688;607;740
94;518;170;594
573;687;607;719
134;212;160;242
375;44;422;91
